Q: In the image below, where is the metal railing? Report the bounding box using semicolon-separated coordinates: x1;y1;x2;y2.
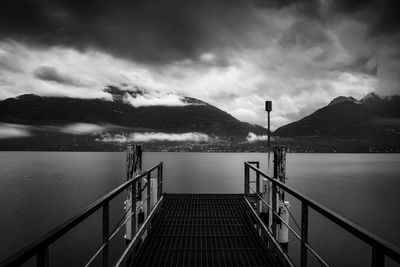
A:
0;162;164;267
244;161;400;267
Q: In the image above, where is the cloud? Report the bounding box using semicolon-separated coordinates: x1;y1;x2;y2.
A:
123;91;188;107
0;0;398;64
246;132;269;142
58;123;107;135
0;122;110;138
97;132;209;143
0;123;31;139
33;66;86;87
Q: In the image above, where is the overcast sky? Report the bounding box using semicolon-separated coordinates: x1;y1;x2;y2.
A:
0;0;399;129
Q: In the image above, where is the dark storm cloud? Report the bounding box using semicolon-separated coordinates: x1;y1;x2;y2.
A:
0;0;263;63
1;0;399;64
259;0;400;36
34;66;84;87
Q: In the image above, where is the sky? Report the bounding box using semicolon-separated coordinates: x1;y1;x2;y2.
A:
0;0;399;129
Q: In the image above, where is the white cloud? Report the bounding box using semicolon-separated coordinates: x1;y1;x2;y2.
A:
97;132;209;143
246;132;270;142
59;123;107;135
199;53;216;63
123;91;187;107
0;123;31;139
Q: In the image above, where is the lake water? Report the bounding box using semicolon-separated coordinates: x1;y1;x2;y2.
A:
0;152;399;266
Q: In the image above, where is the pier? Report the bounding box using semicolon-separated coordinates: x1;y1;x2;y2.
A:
1;145;400;267
131;194;282;266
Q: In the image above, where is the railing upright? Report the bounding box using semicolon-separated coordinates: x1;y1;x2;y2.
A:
372;247;385;267
244;163;250;198
102;203;110;267
36;247;49;267
271;182;277;238
146;173;151;215
158;163;163;200
132;179;137;235
157;166;160;201
300;202;308;267
256;165;261;215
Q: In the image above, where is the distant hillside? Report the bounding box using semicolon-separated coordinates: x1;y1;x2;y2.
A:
0;87;267;150
274;93;400;152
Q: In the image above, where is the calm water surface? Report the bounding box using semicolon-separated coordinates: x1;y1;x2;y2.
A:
0;152;399;266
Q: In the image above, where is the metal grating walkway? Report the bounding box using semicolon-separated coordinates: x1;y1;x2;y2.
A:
132;194;279;266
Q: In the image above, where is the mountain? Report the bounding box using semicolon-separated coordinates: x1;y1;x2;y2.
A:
274;93;400;152
0;87;267;151
328;96;359;106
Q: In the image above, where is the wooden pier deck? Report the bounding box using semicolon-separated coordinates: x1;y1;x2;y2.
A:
132;194;279;267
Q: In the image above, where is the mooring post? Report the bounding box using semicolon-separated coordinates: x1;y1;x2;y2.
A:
273;146;289;248
274;146;286;188
125;144;142;243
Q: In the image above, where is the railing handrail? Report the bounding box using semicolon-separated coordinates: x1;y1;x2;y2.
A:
244;161;400;264
0;162;163;267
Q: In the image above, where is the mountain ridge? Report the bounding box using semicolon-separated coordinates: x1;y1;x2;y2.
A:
273;93;400;152
1;90;399;152
0;89;268;150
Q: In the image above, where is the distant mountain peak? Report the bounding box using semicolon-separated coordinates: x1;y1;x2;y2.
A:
328;96;360;106
360;92;381;104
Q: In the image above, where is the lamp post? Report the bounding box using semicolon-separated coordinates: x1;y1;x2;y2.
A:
261;100;273;233
265;101;272;150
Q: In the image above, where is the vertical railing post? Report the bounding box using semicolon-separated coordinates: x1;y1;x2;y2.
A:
147;172;151;216
159;162;163;198
255;162;260;215
271;182;277;237
301;202;309;267
371;247;385;267
157;165;161;201
103;202;110;267
244;163;250;198
132;180;137;235
36;247;49;267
